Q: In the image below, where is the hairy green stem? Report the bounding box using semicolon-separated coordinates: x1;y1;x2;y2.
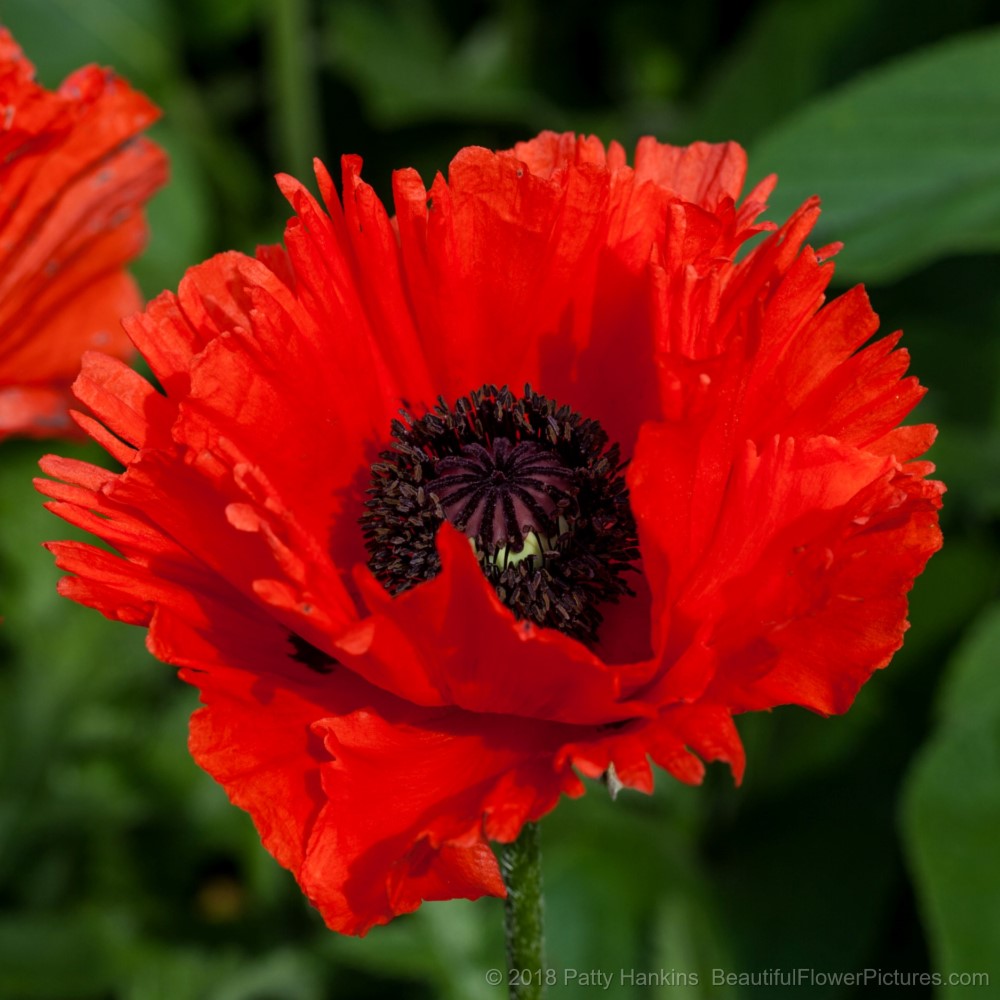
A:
502;822;546;999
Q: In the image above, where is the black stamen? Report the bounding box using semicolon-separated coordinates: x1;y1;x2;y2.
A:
361;384;639;643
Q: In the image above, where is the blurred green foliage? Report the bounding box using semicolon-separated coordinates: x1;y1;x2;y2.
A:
1;0;998;997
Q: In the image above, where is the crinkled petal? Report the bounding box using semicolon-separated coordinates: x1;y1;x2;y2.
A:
349;523;658;723
0;30;166;438
149;591;584;935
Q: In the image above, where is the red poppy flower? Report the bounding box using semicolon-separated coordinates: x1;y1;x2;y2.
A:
37;132;943;935
0;28;166;439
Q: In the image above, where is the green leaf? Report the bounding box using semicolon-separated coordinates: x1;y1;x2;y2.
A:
902;603;1000;996
751;28;1000;283
686;0;867;144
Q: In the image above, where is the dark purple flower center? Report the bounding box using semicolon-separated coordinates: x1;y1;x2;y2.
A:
429;438;575;552
361;384;639;643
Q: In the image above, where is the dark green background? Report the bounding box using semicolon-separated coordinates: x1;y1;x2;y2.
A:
0;1;998;997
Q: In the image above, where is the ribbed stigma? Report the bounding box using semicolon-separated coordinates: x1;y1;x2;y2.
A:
429;438;575;563
361;385;639;642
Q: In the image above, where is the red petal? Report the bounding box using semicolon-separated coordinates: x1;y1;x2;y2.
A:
350;523;656;724
393;147;615;404
149;593;582;935
566;702;746;788
633;137;748;205
635;433;943;714
0;385;73;438
0;31;166;438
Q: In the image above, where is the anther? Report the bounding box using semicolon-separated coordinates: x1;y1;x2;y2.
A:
361;385;639;643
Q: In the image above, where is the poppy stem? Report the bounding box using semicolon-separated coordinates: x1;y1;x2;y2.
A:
501;821;546;999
